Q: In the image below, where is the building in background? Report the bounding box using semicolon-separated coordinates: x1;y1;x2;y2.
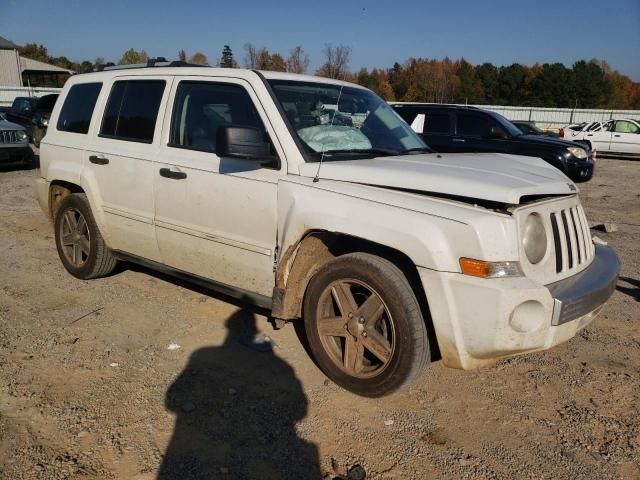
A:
0;35;72;87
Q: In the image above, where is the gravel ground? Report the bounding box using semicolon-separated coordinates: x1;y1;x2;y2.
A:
0;155;638;479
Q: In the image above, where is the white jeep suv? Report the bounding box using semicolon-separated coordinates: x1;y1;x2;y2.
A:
34;61;620;397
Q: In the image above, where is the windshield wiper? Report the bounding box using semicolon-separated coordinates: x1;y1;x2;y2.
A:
323;148;400;157
401;146;434;154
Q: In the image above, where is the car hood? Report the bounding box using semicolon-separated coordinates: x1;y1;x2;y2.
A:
298;152;577;205
0;119;26;131
517;134;581;149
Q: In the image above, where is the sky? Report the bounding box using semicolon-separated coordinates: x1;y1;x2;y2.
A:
1;0;639;80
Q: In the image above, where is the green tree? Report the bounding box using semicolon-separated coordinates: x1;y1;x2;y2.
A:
455;59;484;103
219;45;236;68
571;60;612;108
18;43;49;63
118;48;149;65
475;63;499;104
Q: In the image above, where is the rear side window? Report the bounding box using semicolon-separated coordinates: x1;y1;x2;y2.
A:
57;83;102;134
424;113;450;134
457;113;491;137
100;80;165;143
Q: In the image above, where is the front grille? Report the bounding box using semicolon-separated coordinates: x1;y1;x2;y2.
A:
550;205;594;273
0;130;20;144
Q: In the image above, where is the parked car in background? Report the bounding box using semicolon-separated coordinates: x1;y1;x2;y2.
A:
0;113;32;168
560;119;640;157
5;94;59;147
511;120;559;138
34;63;619;396
391;103;594;182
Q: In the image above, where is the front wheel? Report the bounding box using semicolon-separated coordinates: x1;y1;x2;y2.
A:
303;253;430;397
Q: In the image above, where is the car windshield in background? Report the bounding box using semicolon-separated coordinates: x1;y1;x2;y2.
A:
268;80;428;161
488;111;524;137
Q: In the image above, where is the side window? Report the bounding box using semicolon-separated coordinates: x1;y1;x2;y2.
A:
100;80;165;143
169;81;266;153
457;114;491;137
57;83;102;134
614;120;639;134
424;112;450;134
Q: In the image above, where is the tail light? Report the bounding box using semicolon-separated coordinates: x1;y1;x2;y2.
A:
559;128;564;138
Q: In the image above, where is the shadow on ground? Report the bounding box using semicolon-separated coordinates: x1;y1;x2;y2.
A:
616;276;640;302
157;304;322;480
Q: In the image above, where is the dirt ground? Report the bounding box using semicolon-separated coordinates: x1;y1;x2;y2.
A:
0;154;638;480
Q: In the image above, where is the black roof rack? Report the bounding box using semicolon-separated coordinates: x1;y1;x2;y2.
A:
390;102;479;110
94;57;208;72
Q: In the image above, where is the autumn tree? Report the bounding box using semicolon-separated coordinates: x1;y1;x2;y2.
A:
316;44;351;79
118;48;149;65
188;52;209;65
178;49;187;62
286;46;310;74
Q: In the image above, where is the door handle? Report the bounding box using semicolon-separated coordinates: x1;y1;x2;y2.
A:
89;155;109;165
452;138;466;142
614;134;621;137
586;134;593;137
159;167;187;180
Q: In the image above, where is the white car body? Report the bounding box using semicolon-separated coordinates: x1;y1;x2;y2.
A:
34;67;619;374
562;119;640;156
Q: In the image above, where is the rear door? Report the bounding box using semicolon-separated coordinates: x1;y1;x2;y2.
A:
609;120;640;155
85;76;172;262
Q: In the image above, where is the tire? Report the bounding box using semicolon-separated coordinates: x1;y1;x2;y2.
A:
303;252;430;397
54;193;117;279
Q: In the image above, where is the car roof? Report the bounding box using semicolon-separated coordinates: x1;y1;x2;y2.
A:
389;102;480;110
67;64;365;90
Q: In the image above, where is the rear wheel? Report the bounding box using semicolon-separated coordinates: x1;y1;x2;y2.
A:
303;253;430;397
54;193;117;279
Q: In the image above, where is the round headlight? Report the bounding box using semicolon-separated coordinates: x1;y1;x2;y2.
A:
16;130;28;142
522;213;547;264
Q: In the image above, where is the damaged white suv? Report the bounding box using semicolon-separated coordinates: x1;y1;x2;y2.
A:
34;62;620;397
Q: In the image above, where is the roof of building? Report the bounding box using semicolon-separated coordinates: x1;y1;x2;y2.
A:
0;35;20;50
20;56;74;74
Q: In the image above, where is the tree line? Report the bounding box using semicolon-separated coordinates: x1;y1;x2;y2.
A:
18;42;640;109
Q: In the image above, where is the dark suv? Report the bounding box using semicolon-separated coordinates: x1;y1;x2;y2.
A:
5;94;58;147
390;104;594;182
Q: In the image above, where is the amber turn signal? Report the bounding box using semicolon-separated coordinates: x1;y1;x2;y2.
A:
459;258;523;279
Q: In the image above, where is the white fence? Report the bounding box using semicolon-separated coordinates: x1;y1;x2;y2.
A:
471;105;640;130
0;86;62;107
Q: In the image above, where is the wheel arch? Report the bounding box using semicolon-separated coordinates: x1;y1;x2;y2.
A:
274;230;441;361
48;180;85;220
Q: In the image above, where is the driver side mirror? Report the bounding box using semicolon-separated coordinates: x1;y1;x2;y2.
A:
216;126;270;160
488;125;507;140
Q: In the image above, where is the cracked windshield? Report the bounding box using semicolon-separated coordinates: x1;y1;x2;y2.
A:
268;80;429;161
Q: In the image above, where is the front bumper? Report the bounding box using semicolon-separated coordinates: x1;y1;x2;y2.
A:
419;245;620;369
0;144;32;167
566;158;593;182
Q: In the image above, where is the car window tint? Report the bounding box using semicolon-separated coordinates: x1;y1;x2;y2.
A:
424;113;450;134
457;114;490;137
57;83;102;134
614;120;639;134
100;80;165;143
169;81;265;153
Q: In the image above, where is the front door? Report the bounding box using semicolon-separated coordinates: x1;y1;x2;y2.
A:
610;120;640;155
584;120;613;152
154;77;285;298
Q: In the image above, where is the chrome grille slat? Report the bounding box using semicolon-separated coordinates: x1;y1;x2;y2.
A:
571;207;585;264
0;130;19;144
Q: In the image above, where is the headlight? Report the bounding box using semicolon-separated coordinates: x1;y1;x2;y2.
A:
522;213;547;264
567;146;587;159
16;130;28;142
459;258;523;278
